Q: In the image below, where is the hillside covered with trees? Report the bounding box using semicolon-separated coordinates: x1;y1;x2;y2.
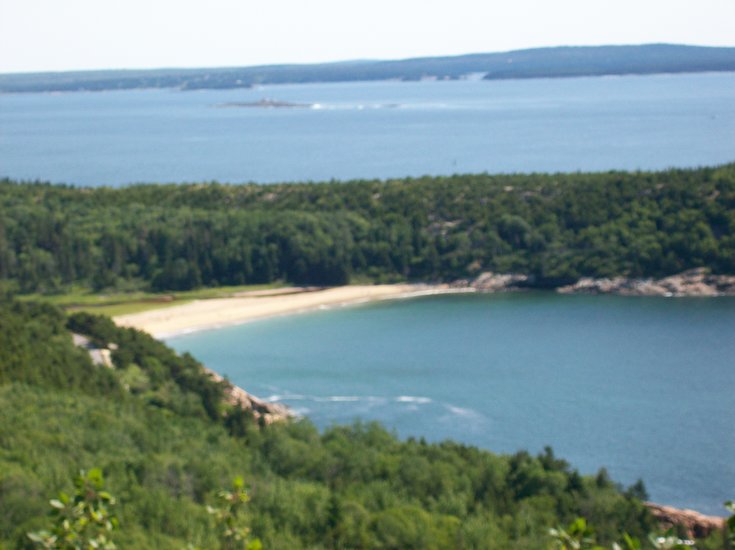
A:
3;298;730;549
1;44;734;93
1;164;733;294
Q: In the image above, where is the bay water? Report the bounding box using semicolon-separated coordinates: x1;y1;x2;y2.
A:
1;72;734;186
168;293;735;516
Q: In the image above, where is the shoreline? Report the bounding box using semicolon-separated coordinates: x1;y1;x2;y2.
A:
113;284;456;339
451;268;735;297
112;270;735;339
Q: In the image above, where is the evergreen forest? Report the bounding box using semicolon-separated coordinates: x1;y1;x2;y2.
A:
1;164;734;295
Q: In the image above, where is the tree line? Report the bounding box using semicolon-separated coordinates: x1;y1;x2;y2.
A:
0;164;733;294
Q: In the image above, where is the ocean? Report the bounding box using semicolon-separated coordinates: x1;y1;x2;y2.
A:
1;72;734;186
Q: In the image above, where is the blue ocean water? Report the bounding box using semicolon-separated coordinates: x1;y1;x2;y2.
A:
1;72;734;186
168;293;735;516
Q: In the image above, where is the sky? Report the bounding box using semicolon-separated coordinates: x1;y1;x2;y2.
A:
1;0;734;74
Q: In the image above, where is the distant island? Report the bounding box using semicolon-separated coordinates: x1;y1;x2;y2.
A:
1;44;734;93
217;98;315;109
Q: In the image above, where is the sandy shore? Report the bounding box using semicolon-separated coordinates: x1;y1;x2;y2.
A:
113;284;442;338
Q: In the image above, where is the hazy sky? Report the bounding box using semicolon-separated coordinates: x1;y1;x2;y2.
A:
1;0;734;73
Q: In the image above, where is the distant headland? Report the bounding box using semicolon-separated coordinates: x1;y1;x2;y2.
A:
1;44;734;93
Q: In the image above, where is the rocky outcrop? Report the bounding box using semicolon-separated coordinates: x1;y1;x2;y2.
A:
71;333;115;369
645;502;726;539
449;268;735;296
205;368;293;425
471;272;529;291
557;268;735;297
450;272;529;291
72;332;292;424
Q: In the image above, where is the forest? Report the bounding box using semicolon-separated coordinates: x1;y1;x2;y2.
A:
0;164;733;294
2;297;730;549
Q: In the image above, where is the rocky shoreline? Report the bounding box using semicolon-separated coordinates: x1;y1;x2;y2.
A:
450;268;735;297
645;502;726;539
204;367;293;424
557;268;735;297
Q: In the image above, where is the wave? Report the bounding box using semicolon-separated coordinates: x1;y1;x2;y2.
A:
308;103;404;111
443;403;484;420
395;396;432;404
321;396;362;402
264;392;432;406
263;393;308;402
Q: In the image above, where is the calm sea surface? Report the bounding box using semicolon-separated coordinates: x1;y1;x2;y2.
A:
168;293;735;516
1;72;734;186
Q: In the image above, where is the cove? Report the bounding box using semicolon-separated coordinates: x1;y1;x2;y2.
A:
167;292;735;516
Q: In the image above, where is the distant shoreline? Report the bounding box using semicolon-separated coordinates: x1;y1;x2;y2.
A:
454;268;735;297
2;44;734;93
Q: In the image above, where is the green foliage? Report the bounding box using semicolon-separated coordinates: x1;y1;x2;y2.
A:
0;299;119;396
205;477;262;550
1;164;734;294
646;532;691;550
0;300;226;422
66;310;227;421
726;501;735;545
615;533;642;550
549;517;603;549
0;381;658;549
548;518;703;550
27;469;118;550
545;508;735;550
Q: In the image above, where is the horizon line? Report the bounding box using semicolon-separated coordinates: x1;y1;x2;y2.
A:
2;42;735;78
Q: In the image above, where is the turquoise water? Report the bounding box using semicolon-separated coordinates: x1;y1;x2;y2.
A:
168;293;735;515
1;72;734;186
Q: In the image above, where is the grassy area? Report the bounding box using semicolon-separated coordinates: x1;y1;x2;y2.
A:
17;283;286;317
73;299;193;317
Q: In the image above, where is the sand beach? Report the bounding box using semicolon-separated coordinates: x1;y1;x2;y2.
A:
113;284;442;338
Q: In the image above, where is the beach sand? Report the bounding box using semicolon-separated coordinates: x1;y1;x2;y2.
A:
113;284;436;338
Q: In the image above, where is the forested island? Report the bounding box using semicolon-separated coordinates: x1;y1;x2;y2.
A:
1;44;734;93
1;164;733;295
